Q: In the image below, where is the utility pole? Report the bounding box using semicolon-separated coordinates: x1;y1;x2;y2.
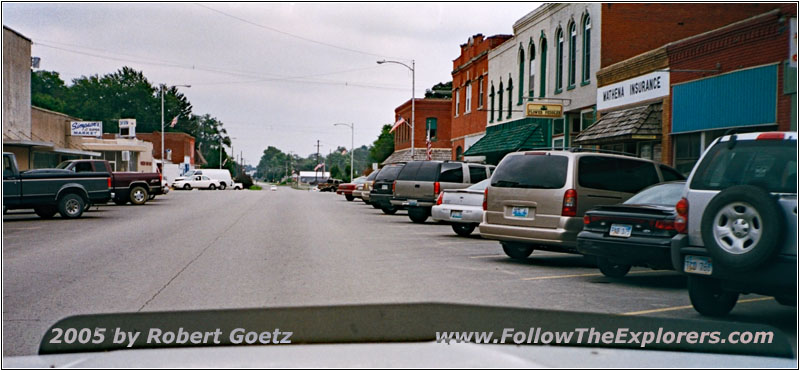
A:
315;140;321;184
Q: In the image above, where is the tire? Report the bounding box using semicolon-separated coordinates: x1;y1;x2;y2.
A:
381;206;398;215
452;223;476;237
113;198;128;205
363;199;370;205
183;184;191;190
219;183;226;190
502;242;534;260
33;206;57;219
345;195;354;201
209;184;217;190
700;185;784;272
596;257;632;278
371;203;381;209
687;276;739;316
408;207;429;223
129;186;148;205
57;193;85;219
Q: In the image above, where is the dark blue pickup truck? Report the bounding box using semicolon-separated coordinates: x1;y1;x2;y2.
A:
3;153;112;218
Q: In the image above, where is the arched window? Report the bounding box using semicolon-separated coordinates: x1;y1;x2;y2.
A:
518;47;525;105
555;27;564;93
539;38;547;98
489;83;495;123
498;81;504;122
568;21;577;88
507;77;513;119
478;76;484;107
582;14;591;83
528;41;535;98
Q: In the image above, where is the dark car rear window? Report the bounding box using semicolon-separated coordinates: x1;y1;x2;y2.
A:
397;161;440;181
439;163;463;183
469;165;487;183
366;171;378;181
491;154;568;189
579;156;659;193
690;140;797;193
375;164;404;181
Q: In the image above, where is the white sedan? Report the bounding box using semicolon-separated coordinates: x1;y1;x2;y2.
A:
172;175;223;190
431;179;489;237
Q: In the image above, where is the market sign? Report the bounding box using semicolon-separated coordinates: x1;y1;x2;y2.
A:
596;71;670;111
118;119;136;128
70;121;103;137
526;103;563;118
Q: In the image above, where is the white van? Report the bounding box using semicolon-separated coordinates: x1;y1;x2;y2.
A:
175;169;234;190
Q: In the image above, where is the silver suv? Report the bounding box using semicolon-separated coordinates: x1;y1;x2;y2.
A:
481;149;683;260
671;131;797;316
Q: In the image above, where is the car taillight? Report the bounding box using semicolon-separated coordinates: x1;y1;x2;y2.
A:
674;197;688;234
436;192;444;205
434;181;440;196
107;177;112;188
756;132;785;140
483;188;488;211
583;215;591;225
159;173;163;182
392;180;396;193
562;189;577;217
655;220;675;230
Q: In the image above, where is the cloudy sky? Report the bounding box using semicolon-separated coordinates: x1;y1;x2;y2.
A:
2;2;541;165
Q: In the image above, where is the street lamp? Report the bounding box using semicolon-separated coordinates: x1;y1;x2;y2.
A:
377;59;415;159
160;83;191;169
334;122;354;181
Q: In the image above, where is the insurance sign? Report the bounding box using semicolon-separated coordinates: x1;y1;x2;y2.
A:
596;71;670;111
70;121;103;137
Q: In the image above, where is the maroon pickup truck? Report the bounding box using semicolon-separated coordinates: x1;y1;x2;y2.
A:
56;159;163;205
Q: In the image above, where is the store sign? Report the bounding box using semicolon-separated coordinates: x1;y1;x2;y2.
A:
70;121;103;137
597;71;670;111
118;119;136;128
526;103;563;118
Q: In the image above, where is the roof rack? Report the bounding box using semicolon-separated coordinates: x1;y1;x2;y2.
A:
523;147;638;157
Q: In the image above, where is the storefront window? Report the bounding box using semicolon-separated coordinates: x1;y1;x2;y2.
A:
674;132;701;175
553;118;565;136
32;151;59;169
581;109;595;130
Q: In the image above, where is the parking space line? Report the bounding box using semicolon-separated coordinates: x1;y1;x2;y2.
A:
468;254;506;259
620;297;774;316
520;269;669;281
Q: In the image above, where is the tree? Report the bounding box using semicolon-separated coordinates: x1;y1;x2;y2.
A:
31;70;68;112
425;81;452;98
369;124;394;164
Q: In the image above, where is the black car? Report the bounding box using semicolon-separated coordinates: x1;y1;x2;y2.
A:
368;163;406;215
576;181;686;278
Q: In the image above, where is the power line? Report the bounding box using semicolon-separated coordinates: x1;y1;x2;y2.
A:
194;3;407;61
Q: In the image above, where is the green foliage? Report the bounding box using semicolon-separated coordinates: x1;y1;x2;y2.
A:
425;81;453;98
235;173;254;189
369;124;394;164
249;185;263;190
329;164;342;180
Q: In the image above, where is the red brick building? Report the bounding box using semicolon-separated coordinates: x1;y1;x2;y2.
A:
384;98;452;163
135;131;203;166
450;34;512;160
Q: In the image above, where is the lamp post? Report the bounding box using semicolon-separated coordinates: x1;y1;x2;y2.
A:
160;83;191;169
334;122;354;181
377;59;415;159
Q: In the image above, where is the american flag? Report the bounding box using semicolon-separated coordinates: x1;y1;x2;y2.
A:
314;163;324;171
341;149;347;155
169;116;179;128
426;137;432;160
389;117;406;133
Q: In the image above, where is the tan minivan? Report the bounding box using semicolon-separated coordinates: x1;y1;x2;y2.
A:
480;149;684;260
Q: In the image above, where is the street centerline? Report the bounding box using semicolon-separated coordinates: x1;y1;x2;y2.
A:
620;297;774;316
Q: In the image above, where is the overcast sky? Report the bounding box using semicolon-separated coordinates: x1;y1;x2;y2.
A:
2;2;541;165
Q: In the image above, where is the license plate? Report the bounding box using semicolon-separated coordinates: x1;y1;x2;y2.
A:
511;207;528;218
406;199;417;206
684;255;713;275
382;185;388;190
451;210;462;219
609;224;632;238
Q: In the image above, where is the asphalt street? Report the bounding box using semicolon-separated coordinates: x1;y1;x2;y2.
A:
3;186;796;356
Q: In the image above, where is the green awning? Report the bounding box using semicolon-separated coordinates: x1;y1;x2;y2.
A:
463;118;549;157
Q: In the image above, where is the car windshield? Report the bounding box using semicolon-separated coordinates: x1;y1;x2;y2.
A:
624;182;686;206
3;3;796;367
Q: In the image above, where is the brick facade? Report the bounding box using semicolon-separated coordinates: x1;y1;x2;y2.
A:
135;131;197;166
393;98;452;152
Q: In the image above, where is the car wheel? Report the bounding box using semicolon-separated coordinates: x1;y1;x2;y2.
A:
502;242;534;260
345;194;354;201
452;223;476;237
408;207;429;223
209;184;217;190
33;206;57;219
113;198;128;205
183;184;191;190
596;257;632;278
687;276;739;317
371;203;381;209
363;199;370;205
129;186;148;205
57;193;85;219
219;183;226;190
700;185;784;272
381;206;398;215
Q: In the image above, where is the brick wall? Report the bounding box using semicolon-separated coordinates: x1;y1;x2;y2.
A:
394;99;452;151
135;132;196;165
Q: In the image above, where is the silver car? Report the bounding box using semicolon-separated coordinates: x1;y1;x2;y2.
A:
432;179;489;236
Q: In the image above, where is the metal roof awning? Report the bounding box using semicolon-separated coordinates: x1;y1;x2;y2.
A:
49;147;102;157
381;148;452;165
574;104;662;144
3;139;55;147
81;142;149;152
462;118;548;157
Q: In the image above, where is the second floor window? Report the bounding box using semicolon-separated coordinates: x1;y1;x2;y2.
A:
454;88;460;117
529;43;535;98
465;82;472;114
498;81;504;121
489;84;495;123
426;118;438;141
478;77;484;107
507;77;513;119
518;47;525;105
555;28;564;93
583;15;592;83
568;22;577;87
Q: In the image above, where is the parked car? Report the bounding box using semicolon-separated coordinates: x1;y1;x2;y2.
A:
576;181;686;278
175;169;234;189
3;153;112;218
354;171;379;204
480;149;685;260
55;159;163;205
318;179;343;192
336;176;367;201
172;175;223;190
391;161;494;223
270;185;278;191
431;179;490;236
369;163;407;214
670;131;797;316
233;183;244;190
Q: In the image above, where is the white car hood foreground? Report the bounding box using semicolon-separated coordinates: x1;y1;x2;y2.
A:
4;303;795;367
